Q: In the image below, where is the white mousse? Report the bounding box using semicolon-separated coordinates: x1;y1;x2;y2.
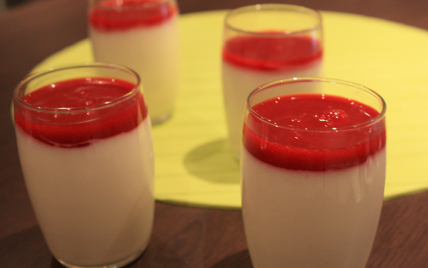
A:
241;147;386;268
90;14;180;124
15;119;154;267
222;60;322;158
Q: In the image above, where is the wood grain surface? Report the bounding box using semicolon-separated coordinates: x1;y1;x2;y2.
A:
1;0;427;267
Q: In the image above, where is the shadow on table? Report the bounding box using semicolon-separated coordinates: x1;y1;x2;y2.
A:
0;225;53;267
50;257;149;268
211;249;253;268
50;258;64;268
183;138;240;184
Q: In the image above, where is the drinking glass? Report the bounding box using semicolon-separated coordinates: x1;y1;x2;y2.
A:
13;63;155;268
241;77;386;268
88;0;180;125
222;4;323;158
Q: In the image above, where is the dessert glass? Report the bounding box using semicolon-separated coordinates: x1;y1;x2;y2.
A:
222;4;323;158
88;0;180;125
13;63;155;268
241;77;386;268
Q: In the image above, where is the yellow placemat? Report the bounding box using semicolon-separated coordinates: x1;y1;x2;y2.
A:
32;10;428;208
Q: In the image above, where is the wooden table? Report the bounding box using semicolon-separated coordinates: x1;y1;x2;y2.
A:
1;0;428;267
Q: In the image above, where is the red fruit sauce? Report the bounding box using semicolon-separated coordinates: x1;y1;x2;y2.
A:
222;35;322;71
14;78;147;148
89;0;178;31
243;94;386;171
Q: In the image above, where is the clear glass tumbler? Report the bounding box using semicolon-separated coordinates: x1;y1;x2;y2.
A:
88;0;180;125
222;4;323;158
13;63;155;268
241;77;386;268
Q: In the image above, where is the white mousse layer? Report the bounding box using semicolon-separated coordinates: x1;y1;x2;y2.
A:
241;147;386;268
16;119;154;267
222;61;322;158
90;16;179;124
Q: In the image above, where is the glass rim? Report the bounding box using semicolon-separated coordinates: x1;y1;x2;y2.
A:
89;0;174;10
246;77;387;132
224;3;322;37
13;62;141;114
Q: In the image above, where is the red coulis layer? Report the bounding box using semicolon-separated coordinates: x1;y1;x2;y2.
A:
14;78;147;148
243;94;386;171
89;0;177;31
222;35;322;71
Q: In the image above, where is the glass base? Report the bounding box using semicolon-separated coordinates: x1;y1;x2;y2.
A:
57;249;144;268
150;112;172;125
